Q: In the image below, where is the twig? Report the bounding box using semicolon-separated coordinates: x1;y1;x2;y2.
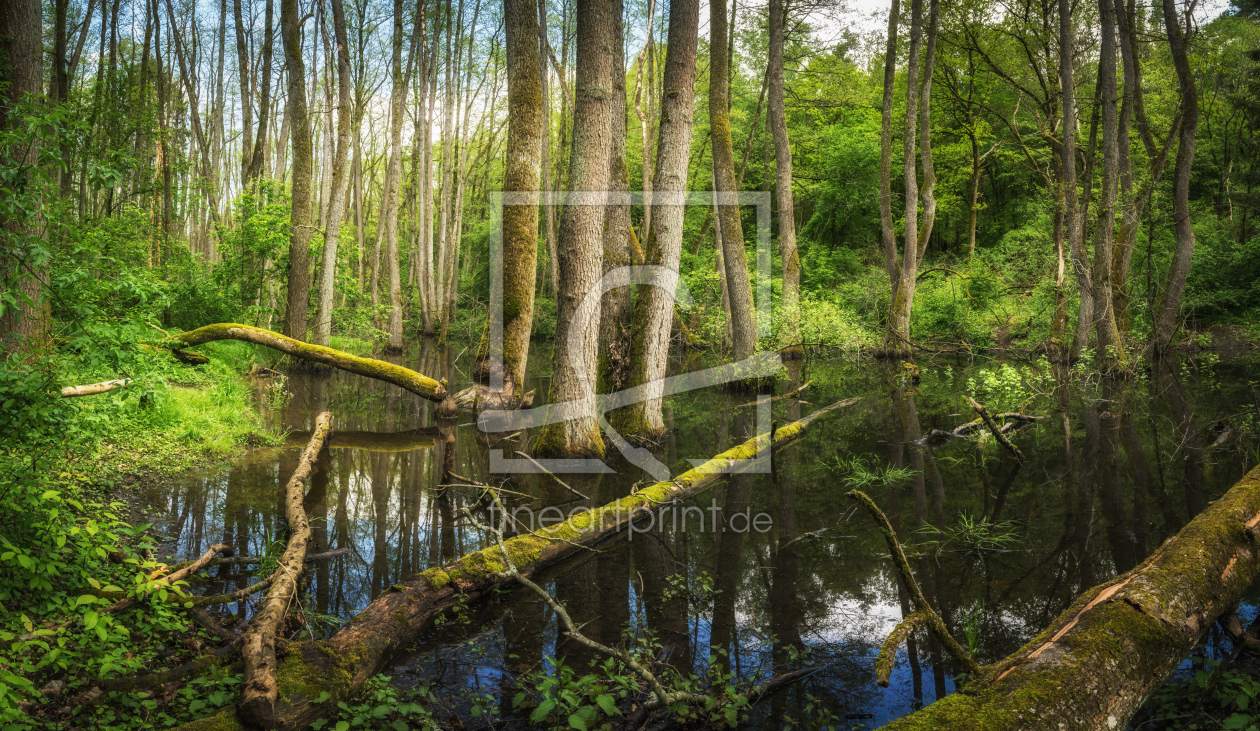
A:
966;396;1027;462
514;451;590;500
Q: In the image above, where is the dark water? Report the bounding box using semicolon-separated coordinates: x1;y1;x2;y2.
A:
148;342;1260;728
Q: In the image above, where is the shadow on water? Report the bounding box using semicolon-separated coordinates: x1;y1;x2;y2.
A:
145;343;1260;728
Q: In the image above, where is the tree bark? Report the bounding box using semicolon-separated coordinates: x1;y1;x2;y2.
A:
708;0;758;363
237;412;332;728
614;0;699;437
768;0;801;359
885;0;925;354
532;0;618;458
1153;0;1199;348
878;0;902;288
280;0;313;340
597;0;633;396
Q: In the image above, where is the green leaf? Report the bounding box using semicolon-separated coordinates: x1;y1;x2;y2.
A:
335;722;349;731
512;692;527;709
391;723;408;731
596;694;618;717
1224;714;1253;730
530;700;556;723
189;700;206;712
568;714;588;731
314;691;333;704
76;594;98;606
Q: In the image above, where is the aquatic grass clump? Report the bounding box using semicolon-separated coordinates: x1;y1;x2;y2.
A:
915;512;1022;557
823;454;916;489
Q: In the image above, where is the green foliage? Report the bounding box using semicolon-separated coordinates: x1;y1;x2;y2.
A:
823;454;916;490
915;513;1022;557
1145;658;1260;730
309;675;438;731
964;358;1053;412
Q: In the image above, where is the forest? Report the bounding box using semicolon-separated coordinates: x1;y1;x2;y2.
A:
2;0;1260;725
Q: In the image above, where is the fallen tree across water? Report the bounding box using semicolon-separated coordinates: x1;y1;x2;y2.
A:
164;324;448;403
877;463;1260;730
238;412;333;727
177;396;861;731
283;429;438;452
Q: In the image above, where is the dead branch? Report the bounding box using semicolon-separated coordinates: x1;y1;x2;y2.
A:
847;491;982;680
60;379;131;397
966;396;1027;462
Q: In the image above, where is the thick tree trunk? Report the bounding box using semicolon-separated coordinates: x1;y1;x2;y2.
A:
237;413;332;728
175;398;860;731
879;463;1260;731
614;0;699;437
532;0;618;458
280;0;313;340
708;0;757;363
768;0;801;359
312;0;354;347
0;0;48;352
473;0;544;407
1153;0;1199;348
168;324;447;402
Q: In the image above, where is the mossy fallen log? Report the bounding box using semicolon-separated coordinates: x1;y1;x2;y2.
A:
283;429;438;452
175;396;860;731
167;324;447;403
879;463;1260;731
238;412;332;728
60;379;131;397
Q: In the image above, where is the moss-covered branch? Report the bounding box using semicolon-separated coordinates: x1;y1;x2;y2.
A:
174;397;860;731
848;491;982;680
167;324;447;403
878;463;1260;730
966;396;1026;462
877;611;927;687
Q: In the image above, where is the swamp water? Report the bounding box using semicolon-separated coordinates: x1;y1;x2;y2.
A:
147;343;1260;728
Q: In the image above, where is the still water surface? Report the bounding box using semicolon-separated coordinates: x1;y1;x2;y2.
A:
147;343;1260;728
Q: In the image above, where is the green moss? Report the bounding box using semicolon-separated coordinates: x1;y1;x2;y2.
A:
421;567;450;589
174;709;247;731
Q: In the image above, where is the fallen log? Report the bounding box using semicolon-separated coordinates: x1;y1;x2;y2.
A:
166;324;447;403
60;379;131;397
283;429;438;452
878;463;1260;730
172;548;350;572
176;397;861;731
238;412;333;728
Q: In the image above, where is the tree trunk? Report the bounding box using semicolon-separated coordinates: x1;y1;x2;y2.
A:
1092;0;1123;363
280;0;313;340
878;0;902;287
1153;0;1199;348
597;0;634;397
614;0;699;437
1064;0;1092;361
532;0;617;458
476;0;544;405
768;0;801;359
381;0;408;352
312;0;354;347
0;0;49;352
886;0;925;355
169;324;448;402
246;0;274;185
709;0;757;363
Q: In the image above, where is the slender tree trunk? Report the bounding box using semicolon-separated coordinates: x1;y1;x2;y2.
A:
532;0;617;458
1092;0;1123;363
1153;0;1199;348
1064;0;1092;361
382;0;408;351
632;0;655;243
280;0;313;340
709;0;757;363
246;0;274;185
768;0;801;359
539;0;556;308
313;0;354;347
886;0;924;354
878;0;901;287
613;0;699;436
597;0;633;395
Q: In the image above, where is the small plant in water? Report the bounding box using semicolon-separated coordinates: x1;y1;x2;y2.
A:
916;512;1021;558
824;454;916;490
